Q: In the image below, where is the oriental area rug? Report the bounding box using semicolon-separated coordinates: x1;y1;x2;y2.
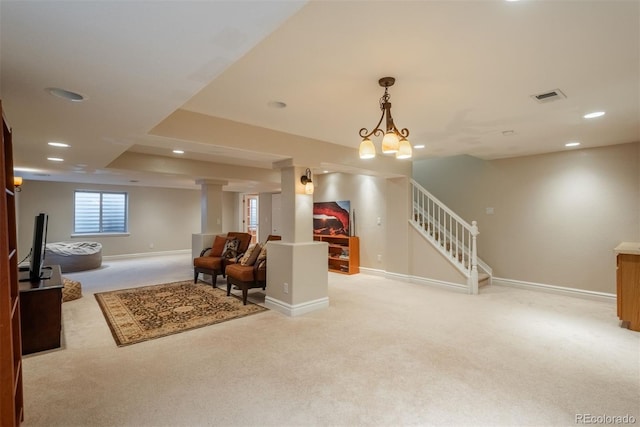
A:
95;280;267;346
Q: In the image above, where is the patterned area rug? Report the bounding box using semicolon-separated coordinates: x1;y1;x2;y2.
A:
95;280;267;346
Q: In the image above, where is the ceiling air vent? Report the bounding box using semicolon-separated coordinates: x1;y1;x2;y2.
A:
531;89;567;103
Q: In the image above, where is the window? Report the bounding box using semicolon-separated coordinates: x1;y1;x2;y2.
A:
74;191;128;234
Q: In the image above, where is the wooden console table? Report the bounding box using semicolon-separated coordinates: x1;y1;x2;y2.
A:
19;265;63;354
614;243;640;332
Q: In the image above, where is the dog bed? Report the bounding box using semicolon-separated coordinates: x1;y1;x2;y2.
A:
45;241;103;273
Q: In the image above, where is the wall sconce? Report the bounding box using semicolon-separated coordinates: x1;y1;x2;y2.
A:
13;176;22;192
300;168;314;195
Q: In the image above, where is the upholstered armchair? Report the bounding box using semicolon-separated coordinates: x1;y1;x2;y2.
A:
193;232;252;286
226;235;281;304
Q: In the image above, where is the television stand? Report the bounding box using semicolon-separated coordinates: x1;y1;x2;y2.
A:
18;265;53;282
18;265;63;355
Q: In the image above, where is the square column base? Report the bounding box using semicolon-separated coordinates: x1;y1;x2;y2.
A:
265;241;329;316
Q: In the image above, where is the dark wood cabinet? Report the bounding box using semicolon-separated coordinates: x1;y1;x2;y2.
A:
19;265;63;354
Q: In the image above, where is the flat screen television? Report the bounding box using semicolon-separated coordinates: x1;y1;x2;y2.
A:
28;213;49;282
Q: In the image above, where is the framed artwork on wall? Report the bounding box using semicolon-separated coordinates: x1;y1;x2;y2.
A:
313;200;350;236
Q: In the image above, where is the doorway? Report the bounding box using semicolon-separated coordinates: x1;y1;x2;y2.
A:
243;194;259;244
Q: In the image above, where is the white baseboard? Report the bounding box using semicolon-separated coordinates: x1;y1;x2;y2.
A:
359;267;386;277
358;269;613;301
264;296;330;317
492;277;616;303
360;269;469;294
409;276;468;293
103;249;191;261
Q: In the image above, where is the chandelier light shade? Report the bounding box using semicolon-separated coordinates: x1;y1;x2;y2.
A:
359;77;412;160
358;138;376;159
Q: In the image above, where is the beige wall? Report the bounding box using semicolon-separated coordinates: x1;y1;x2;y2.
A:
413;142;640;293
409;226;467;286
17;181;201;258
314;173;387;270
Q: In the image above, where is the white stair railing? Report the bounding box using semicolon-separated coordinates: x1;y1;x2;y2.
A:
410;179;480;294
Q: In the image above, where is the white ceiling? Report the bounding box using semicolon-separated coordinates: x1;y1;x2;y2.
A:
1;0;638;191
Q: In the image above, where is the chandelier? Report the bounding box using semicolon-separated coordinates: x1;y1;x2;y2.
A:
359;77;412;160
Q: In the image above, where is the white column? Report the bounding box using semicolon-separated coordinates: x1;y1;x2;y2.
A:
192;179;227;260
266;161;329;316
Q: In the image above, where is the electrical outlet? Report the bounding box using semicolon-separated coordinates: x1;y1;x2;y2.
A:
149;243;154;249
377;254;382;262
283;282;289;294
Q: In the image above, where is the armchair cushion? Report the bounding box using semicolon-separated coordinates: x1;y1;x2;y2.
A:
194;256;223;270
222;238;240;259
225;263;257;282
211;235;227;257
240;243;262;266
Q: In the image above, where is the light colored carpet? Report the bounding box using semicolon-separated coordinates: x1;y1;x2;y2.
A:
21;253;640;426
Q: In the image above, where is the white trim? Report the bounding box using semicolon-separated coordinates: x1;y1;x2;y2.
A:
358;267;386;277
264;296;330;317
409;275;468;293
359;270;468;293
71;233;130;238
492;277;616;303
384;271;411;282
103;249;191;261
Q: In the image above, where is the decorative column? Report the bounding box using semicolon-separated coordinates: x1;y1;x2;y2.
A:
192;179;227;260
265;160;329;316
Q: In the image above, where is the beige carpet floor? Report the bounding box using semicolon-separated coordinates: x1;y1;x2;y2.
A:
21;253;640;427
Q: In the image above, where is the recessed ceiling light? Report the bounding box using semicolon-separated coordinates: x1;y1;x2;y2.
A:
583;111;605;119
172;149;184;154
414;145;425;149
45;87;86;102
323;170;329;173
565;142;581;147
267;101;287;109
47;157;64;162
48;142;70;148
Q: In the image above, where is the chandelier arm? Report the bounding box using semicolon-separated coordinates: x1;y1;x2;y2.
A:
393;127;410;139
359;109;387;139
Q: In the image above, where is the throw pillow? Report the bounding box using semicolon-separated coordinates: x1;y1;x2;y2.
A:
241;243;262;266
239;243;257;265
256;244;268;264
222;238;240;259
210;235;227;257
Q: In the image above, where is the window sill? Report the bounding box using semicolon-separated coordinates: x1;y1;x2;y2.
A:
71;233;130;238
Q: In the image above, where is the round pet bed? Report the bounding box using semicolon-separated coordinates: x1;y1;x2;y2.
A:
45;241;103;273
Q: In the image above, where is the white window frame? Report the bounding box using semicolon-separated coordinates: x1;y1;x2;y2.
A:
72;190;129;236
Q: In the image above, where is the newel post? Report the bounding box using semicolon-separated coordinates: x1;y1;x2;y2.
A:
469;220;479;295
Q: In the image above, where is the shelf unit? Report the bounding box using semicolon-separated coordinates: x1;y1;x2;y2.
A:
314;235;359;275
1;100;23;426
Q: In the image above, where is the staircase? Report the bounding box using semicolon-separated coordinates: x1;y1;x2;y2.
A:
410;179;492;294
